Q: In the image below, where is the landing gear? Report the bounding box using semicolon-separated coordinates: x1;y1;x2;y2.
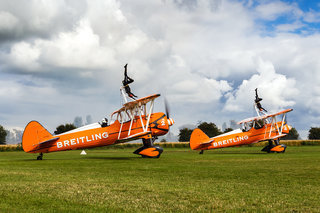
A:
261;139;286;153
37;153;43;160
134;137;163;158
199;150;204;154
261;140;275;153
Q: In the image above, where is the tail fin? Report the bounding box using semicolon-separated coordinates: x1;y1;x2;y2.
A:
190;128;213;150
22;121;53;153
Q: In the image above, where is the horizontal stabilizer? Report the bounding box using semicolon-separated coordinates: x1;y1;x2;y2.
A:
117;131;152;143
38;137;60;145
190;128;213;150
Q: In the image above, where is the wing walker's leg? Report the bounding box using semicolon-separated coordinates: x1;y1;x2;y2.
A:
37;153;43;160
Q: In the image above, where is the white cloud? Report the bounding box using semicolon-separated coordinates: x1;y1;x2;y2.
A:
8;42;41;71
169;76;232;103
0;0;319;139
304;10;320;23
275;22;305;32
254;1;302;21
39;19;114;69
0;0;86;41
0;11;18;31
224;58;298;112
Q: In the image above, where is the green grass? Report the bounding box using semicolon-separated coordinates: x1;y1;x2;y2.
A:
0;147;319;212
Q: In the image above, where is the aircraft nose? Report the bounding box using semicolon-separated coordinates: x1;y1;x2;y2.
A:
168;118;174;126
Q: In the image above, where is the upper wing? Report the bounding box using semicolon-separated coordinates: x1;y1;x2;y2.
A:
111;94;160;116
238;109;293;124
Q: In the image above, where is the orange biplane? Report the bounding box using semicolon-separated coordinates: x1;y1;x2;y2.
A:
22;65;174;160
190;89;293;154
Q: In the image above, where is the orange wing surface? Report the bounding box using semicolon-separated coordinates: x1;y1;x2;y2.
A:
111;94;160;116
238;108;293;124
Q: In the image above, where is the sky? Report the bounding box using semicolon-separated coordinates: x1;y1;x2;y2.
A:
0;0;320;139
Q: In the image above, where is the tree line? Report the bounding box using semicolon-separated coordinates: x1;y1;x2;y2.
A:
0;115;88;145
2;123;320;145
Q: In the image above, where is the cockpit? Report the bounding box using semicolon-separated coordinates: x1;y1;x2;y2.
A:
99;118;109;127
241;119;266;132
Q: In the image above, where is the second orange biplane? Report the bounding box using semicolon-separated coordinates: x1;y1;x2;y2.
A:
190;89;293;154
22;65;174;160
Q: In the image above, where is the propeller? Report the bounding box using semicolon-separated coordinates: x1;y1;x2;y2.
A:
164;97;174;126
164;97;170;119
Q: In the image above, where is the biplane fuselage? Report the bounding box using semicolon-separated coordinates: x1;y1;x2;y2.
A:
23;112;169;154
191;121;290;151
22;94;174;158
190;109;293;153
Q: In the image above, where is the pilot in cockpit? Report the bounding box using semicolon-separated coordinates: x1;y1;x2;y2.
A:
100;118;109;127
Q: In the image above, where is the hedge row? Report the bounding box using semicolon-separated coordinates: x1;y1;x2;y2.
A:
1;140;320;152
0;144;23;152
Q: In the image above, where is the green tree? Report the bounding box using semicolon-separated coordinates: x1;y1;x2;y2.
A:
54;123;76;135
178;128;193;142
197;121;222;137
308;127;320;140
282;127;299;140
0;125;7;145
223;128;233;133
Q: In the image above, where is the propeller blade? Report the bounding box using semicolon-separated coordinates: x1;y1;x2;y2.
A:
164;98;170;119
285;114;288;125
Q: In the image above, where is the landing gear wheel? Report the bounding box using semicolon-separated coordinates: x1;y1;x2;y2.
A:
134;145;163;158
37;153;43;160
134;138;163;158
261;140;276;153
199;150;204;154
261;140;286;153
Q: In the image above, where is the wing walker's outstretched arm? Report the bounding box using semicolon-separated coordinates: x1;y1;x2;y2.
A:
122;64;137;100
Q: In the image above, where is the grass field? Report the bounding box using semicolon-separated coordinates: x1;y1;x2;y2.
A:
0;146;319;212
